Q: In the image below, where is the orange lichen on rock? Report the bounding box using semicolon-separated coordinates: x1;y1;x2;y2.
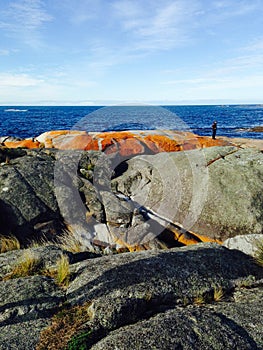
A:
194;232;222;244
117;138;145;157
96;131;134;139
4;139;40;149
176;231;222;245
7;129;255;154
196;136;232;148
169;225;221;246
53;134;99;150
143;135;182;152
96;131;134;151
36;130;87;148
113;237;146;252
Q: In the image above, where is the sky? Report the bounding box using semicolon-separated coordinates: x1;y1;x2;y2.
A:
0;0;263;105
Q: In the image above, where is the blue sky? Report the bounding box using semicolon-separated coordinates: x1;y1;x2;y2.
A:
0;0;263;105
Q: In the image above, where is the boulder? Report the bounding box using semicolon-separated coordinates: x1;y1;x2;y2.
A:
91;295;263;350
113;146;263;241
0;150;62;242
223;234;263;257
1;243;262;349
3;130;235;156
4;139;40;149
248;126;263;132
0;145;262;250
0;273;64;350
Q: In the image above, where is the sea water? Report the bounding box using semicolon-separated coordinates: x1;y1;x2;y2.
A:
0;104;262;139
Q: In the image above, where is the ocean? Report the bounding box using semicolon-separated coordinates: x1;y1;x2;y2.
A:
0;104;262;140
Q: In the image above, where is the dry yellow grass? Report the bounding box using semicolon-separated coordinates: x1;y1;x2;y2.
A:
58;230;83;253
55;254;70;287
255;239;263;267
213;286;224;302
36;302;92;350
2;247;71;288
4;250;40;280
0;235;20;253
194;286;225;305
29;237;51;248
193;294;207;305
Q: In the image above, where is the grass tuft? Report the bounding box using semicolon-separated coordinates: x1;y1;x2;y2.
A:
36;302;92;350
55;254;70;287
58;230;84;253
213;286;224;302
194;286;225;305
193;294;207;305
254;239;263;266
0;235;20;253
3;250;71;289
4;250;41;280
29;237;51;249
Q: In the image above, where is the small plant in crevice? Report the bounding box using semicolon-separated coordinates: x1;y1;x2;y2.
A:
3;250;41;280
0;234;20;253
36;302;92;350
236;275;256;289
213;286;225;302
143;291;154;302
3;249;71;288
67;330;93;350
28;236;52;249
41;254;71;288
193;286;225;306
55;254;70;287
193;293;209;306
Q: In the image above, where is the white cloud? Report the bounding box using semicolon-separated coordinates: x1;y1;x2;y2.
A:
0;73;44;87
242;37;263;52
202;0;262;26
112;0;199;51
0;0;52;46
162;77;232;85
0;49;10;56
59;0;102;25
0;48;19;56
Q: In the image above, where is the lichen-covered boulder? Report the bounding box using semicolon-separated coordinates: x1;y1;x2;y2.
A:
0;243;262;349
0;150;61;242
113;146;263;241
223;234;263;256
91;297;263;350
0;274;64;350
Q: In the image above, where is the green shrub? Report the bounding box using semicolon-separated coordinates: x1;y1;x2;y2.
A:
67;330;93;350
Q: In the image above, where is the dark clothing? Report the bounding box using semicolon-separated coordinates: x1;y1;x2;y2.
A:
212;122;217;139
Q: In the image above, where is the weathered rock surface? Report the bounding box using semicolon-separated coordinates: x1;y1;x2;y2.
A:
0;243;262;349
4;130;233;155
223;234;263;257
114;146;263;241
0;148;62;243
0;144;262;249
91;295;263;350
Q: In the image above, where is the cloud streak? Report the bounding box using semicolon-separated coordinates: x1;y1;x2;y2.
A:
0;73;44;87
0;0;52;46
0;49;11;56
112;0;198;50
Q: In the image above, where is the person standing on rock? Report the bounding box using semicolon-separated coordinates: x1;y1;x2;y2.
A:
212;121;217;139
